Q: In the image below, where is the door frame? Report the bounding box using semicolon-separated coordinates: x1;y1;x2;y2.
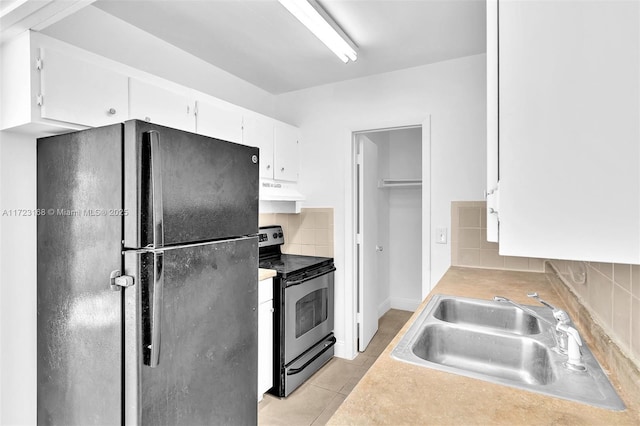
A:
348;117;431;356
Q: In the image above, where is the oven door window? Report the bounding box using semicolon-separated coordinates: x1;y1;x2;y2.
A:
295;288;328;338
284;271;334;363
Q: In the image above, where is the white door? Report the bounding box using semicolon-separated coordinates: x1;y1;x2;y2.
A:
357;135;379;352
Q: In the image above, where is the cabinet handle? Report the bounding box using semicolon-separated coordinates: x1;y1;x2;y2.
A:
266;165;271;170
108;108;117;115
281;167;285;172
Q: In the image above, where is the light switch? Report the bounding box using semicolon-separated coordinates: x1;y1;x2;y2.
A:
436;228;447;244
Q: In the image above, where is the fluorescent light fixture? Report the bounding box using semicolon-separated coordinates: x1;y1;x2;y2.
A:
278;0;357;63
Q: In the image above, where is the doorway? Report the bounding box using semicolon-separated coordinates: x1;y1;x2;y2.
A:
353;124;427;352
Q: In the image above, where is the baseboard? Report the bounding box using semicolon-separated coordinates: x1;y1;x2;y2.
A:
390;297;420;312
333;339;351;360
378;298;391;319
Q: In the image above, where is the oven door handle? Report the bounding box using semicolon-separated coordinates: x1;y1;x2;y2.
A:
287;336;336;375
285;266;336;287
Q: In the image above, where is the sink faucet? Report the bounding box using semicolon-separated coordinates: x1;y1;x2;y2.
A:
493;294;586;371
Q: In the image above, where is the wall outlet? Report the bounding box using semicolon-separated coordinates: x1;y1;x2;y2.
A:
436;227;448;244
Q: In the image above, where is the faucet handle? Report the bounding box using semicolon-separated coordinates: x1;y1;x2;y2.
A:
552;309;570;323
527;292;557;310
527;292;570;324
528;292;570;323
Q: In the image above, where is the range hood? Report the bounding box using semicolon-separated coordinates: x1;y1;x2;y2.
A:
259;179;305;213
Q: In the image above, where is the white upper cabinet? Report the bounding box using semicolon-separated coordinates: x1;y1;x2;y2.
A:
0;31;129;132
273;122;300;182
243;113;275;179
490;0;640;263
39;48;128;128
243;114;300;182
129;79;195;132
195;100;243;144
1;31;128;132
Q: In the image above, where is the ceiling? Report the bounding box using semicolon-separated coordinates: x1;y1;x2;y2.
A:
43;0;486;95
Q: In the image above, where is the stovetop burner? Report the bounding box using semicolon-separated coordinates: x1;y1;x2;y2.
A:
259;253;333;278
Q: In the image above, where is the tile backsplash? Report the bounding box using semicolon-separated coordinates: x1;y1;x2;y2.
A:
451;200;640;365
548;259;640;363
451;201;544;272
259;208;334;257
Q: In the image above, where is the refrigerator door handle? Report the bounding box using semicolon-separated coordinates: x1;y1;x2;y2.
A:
147;130;164;249
148;251;164;367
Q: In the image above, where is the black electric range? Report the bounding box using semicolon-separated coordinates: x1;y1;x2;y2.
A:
258;225;336;397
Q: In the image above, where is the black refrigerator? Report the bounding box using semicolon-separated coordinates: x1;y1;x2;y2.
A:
37;120;259;425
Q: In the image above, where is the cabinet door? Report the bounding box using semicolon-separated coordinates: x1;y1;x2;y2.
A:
243;114;274;179
196;101;243;144
129;79;195;132
39;48;128;127
273;122;300;182
257;297;273;398
498;0;640;263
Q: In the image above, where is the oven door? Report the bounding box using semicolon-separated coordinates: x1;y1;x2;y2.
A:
283;266;335;363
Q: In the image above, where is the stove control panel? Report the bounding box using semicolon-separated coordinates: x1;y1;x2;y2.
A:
258;225;285;248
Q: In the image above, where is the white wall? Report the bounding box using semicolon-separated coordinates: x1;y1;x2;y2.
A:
0;131;37;426
275;54;487;358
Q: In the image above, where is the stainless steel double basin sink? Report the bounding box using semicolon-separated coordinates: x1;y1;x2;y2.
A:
391;294;625;410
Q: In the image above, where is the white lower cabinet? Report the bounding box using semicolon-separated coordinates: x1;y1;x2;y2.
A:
258;277;274;401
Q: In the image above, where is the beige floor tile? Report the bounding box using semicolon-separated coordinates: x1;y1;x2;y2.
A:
310;394;347;426
338;376;362;396
258;309;414;426
258;383;336;426
310;358;367;393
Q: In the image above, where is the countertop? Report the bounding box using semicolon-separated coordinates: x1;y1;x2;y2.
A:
328;267;640;425
259;268;277;281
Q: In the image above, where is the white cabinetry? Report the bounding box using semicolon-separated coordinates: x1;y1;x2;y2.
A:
1;31;128;132
243;114;275;178
128;79;195;132
39;48;128;128
243;114;301;183
273;122;300;182
195;100;243;144
258;277;274;401
488;0;640;263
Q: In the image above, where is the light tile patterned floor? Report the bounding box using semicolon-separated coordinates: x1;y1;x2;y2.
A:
258;309;413;426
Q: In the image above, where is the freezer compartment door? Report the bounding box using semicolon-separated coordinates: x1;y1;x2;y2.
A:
123;120;259;249
124;236;258;425
37;124;123;425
